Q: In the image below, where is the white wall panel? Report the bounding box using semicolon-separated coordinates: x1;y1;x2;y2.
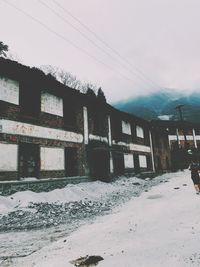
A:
136;126;144;138
41;92;63;116
40;147;65;170
112;140;151;153
122;120;131;135
0;143;18;171
124;153;134;168
89;134;108;143
139;155;147;168
0;119;83;143
83;106;89;144
0;76;19;105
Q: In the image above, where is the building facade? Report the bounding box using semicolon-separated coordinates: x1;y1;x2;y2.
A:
0;58;171;182
151;120;200;170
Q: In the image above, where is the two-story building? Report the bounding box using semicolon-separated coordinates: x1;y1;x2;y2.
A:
0;58;171;184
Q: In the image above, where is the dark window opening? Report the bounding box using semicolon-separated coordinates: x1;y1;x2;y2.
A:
111;117;122;141
93;111;106;136
63;100;77;130
20;84;40;118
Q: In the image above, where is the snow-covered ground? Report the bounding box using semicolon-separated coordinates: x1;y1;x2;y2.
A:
1;170;200;267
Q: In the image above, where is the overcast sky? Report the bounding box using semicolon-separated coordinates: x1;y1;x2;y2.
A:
1;0;200;103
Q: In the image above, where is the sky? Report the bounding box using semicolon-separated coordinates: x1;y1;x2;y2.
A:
1;0;200;103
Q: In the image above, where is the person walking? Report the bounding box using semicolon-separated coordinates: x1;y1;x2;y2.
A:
189;160;200;194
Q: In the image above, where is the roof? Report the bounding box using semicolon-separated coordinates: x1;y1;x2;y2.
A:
0;57;153;127
151;119;200;129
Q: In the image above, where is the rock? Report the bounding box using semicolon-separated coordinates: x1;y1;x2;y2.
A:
70;255;104;266
132;182;140;185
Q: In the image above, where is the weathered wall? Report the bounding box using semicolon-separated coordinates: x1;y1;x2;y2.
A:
0;119;83;143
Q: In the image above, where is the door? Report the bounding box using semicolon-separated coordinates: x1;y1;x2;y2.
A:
18;143;39;178
134;154;140;173
91;149;110;181
65;147;78;177
113;152;125;175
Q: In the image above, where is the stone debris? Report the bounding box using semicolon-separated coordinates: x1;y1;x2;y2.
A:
70;255;104;267
0;175;170;232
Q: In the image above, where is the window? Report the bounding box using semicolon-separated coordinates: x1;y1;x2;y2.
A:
0;76;19;105
20;83;40;117
124;153;134;168
64;103;76;128
122;120;131;135
139;155;147;168
92;110;106;136
41;92;63;117
136;126;144;138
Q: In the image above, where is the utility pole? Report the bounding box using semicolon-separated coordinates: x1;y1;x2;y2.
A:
175;104;187;146
175;104;184;121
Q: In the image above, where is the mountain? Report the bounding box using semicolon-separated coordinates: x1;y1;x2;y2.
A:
113;89;200;123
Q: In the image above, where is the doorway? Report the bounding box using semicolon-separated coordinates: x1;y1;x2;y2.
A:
113;152;125;175
18;143;39;178
65;147;78;177
91;149;110;181
134;154;140;173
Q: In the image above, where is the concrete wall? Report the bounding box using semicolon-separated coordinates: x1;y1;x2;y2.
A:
0;77;19;105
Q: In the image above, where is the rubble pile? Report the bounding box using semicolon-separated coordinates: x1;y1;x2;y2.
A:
0;174;170;232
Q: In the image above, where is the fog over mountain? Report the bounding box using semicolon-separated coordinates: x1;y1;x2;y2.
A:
114;89;200;122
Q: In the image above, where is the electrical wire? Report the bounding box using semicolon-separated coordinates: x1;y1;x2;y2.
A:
38;0;155;89
51;0;162;89
2;0;141;86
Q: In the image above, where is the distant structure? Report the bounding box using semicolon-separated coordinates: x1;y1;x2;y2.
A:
0;58;172;192
151;120;200;170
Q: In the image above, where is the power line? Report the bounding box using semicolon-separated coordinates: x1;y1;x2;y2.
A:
51;0;162;89
2;0;141;85
38;0;145;84
38;0;158;90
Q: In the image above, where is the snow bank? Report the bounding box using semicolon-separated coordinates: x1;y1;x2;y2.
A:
12;170;200;267
0;173;169;215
